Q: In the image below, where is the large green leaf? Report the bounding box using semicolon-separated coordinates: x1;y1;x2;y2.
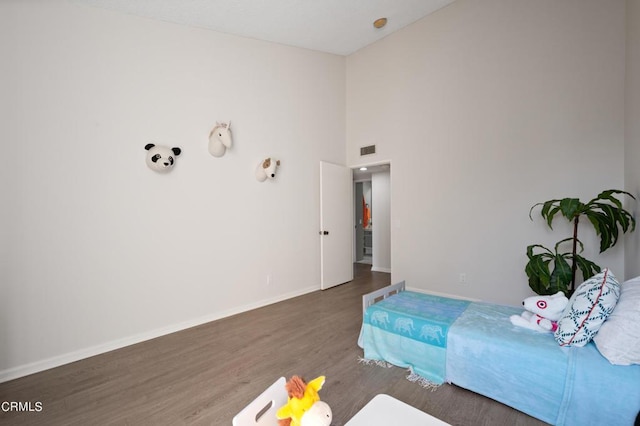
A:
527;243;553;257
525;244;572;296
574;255;601;283
585;210;614;252
559;198;582;220
525;245;553;294
588;190;637;239
540;200;559;220
554;237;577;252
616;208;633;232
548;253;572;295
530;201;561;228
594;189;636;204
546;207;561;228
526;256;551;294
595;191;624;209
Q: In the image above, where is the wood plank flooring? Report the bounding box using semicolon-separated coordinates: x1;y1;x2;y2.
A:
0;264;546;425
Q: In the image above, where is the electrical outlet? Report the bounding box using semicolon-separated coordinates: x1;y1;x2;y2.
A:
459;273;467;284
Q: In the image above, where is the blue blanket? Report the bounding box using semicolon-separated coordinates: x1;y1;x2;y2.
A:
359;291;470;383
447;301;640;426
359;291;640;425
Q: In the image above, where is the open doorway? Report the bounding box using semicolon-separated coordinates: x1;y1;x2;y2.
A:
352;163;391;273
354;180;372;264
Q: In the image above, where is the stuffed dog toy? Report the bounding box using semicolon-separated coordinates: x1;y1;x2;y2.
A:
510;291;569;333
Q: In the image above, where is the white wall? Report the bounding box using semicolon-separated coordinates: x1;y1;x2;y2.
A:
1;0;634;382
0;0;345;380
371;171;391;272
346;0;626;304
626;0;640;279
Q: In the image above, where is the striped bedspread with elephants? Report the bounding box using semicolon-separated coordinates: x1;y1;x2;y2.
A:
359;291;470;384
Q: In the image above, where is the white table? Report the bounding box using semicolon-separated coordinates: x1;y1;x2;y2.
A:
345;394;451;426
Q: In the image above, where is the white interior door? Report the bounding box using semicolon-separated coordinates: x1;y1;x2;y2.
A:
320;161;353;290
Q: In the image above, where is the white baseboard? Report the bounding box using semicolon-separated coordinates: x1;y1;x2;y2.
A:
0;285;318;384
405;285;480;302
371;266;391;273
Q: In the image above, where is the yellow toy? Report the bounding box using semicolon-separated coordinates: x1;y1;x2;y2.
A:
276;376;332;426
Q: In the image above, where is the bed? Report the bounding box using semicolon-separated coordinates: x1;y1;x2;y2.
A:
358;281;640;426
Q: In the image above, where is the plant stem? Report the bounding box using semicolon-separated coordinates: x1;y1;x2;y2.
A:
571;216;579;292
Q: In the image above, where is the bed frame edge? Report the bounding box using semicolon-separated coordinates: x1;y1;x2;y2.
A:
362;281;406;314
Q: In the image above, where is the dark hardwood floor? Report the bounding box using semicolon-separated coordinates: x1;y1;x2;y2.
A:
0;264;546;425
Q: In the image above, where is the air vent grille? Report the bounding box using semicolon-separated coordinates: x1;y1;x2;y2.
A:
360;145;376;156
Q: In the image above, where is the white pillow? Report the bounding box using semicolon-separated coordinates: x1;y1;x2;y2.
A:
554;269;621;347
593;276;640;365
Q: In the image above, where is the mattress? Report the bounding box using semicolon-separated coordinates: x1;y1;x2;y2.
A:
359;290;640;426
446;301;640;426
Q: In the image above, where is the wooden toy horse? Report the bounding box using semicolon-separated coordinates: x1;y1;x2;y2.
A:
208;121;232;157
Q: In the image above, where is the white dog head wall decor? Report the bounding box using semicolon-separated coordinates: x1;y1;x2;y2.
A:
255;157;281;182
208;121;232;157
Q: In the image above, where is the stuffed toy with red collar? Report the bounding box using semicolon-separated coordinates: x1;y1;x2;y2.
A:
510;291;568;333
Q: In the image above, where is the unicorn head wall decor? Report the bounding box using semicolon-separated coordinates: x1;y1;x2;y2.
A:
208;121;232;157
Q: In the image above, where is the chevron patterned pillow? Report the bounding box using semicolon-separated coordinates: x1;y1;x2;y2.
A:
554;269;621;347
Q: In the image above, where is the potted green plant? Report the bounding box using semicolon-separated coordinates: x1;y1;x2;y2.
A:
525;189;636;296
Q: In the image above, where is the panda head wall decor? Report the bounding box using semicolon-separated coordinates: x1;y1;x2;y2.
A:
144;143;182;172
